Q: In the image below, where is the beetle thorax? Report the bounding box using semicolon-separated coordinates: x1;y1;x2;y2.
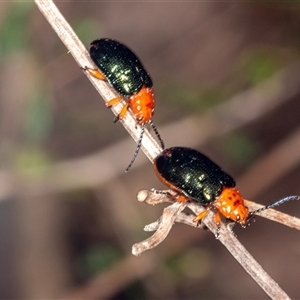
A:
129;86;155;125
213;187;249;226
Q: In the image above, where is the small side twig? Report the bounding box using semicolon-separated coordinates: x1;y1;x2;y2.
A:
134;189;297;300
132;201;187;255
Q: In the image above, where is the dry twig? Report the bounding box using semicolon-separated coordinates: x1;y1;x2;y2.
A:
134;190;300;298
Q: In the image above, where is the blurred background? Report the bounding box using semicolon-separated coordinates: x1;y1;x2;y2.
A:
1;2;300;299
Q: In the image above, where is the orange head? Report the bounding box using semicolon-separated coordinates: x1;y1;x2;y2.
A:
129;86;155;125
213;187;250;226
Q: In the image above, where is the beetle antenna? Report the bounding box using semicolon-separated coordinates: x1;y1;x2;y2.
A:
149;120;164;149
249;195;300;215
125;124;145;172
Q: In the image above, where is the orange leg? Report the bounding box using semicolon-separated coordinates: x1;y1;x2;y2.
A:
193;208;209;223
83;67;106;80
194;210;222;238
106;96;123;108
118;103;129;119
174;194;189;202
112;102;129;123
214;212;221;227
214;212;222;238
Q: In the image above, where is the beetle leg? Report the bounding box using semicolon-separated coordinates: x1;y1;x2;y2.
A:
150;189;176;202
193;208;208;223
174;194;189;202
106;96;123;108
214;212;221;239
214;211;221;226
151;189;189;204
193;209;222;238
105;97;126;123
151;189;171;196
82;67;106;80
112;102;129;123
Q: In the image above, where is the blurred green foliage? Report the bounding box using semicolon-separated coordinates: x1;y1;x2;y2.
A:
246;54;278;85
73;18;103;46
221;133;259;169
166;247;212;280
25;88;53;142
13;145;53;177
160;82;225;112
161;46;298;117
81;244;122;278
236;46;299;86
0;2;33;57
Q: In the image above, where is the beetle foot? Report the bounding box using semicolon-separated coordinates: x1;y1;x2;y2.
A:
113;115;120;123
215;225;221;239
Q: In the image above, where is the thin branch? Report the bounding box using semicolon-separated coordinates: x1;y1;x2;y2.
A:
244;199;300;230
132;201;187;255
134;190;295;299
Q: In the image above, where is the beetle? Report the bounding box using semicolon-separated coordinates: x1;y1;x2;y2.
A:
83;38;164;172
153;147;298;237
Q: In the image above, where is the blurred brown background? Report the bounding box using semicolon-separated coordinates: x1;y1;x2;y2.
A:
1;2;300;299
